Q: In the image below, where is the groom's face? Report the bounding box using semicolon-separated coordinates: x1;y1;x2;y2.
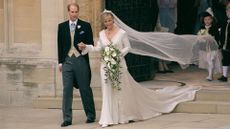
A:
68;5;79;21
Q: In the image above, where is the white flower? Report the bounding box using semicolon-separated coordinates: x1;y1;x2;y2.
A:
77;25;81;29
105;46;110;52
110;47;114;51
112;52;117;57
111;59;116;64
106;51;110;56
104;56;109;62
201;29;205;33
107;63;111;69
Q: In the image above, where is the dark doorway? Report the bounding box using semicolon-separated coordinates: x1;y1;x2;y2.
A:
175;0;199;34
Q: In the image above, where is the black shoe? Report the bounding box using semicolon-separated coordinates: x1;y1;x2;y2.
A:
128;120;135;123
61;121;72;127
218;76;228;82
86;119;95;123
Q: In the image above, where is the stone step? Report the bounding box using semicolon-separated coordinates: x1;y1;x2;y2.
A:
195;90;230;101
33;97;230;115
32;97;102;110
33;89;230;114
173;101;230;114
94;88;230;101
68;87;102;98
77;88;230;101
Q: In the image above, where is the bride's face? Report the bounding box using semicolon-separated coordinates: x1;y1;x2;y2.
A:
103;15;114;29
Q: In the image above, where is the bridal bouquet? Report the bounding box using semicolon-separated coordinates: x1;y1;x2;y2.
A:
101;43;122;90
197;29;208;36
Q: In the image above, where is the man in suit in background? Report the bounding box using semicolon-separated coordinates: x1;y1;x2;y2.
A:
212;0;230;27
57;3;96;127
218;1;230;82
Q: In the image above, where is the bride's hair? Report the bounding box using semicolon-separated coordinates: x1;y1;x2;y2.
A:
101;10;115;29
101;12;114;20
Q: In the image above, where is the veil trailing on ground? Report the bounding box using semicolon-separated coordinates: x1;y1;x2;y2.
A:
102;9;220;66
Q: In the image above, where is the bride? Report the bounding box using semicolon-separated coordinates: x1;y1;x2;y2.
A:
78;10;202;127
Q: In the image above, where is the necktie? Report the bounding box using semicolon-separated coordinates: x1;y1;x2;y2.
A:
70;23;76;32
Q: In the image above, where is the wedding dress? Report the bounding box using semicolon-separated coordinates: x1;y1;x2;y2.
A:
82;29;200;127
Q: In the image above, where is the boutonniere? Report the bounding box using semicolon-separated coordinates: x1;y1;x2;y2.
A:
77;25;81;29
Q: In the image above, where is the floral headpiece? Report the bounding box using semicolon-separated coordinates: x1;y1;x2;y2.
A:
102;9;114;16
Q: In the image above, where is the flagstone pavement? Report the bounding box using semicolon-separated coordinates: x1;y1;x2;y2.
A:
1;65;230;129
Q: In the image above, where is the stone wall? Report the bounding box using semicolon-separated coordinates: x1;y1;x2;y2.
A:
0;0;104;107
0;59;56;106
0;0;4;44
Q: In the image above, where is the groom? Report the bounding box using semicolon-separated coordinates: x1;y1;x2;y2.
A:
57;3;96;127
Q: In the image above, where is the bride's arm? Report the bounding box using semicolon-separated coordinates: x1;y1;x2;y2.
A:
81;40;102;55
121;32;131;56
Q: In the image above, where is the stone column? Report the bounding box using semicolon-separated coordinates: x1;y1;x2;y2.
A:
0;0;105;107
0;0;64;106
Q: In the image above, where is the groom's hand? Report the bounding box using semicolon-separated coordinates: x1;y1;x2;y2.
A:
78;42;86;50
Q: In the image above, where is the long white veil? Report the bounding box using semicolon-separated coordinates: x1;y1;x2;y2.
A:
103;10;220;66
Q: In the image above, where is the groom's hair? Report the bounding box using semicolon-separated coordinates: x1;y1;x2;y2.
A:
67;3;79;11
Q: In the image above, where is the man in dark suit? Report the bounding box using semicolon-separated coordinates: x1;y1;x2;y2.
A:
57;3;96;127
218;2;230;82
211;0;230;28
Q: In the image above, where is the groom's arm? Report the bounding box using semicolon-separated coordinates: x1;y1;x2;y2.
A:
57;23;64;64
57;23;64;72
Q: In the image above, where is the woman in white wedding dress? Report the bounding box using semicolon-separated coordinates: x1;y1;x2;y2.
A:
79;11;201;128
